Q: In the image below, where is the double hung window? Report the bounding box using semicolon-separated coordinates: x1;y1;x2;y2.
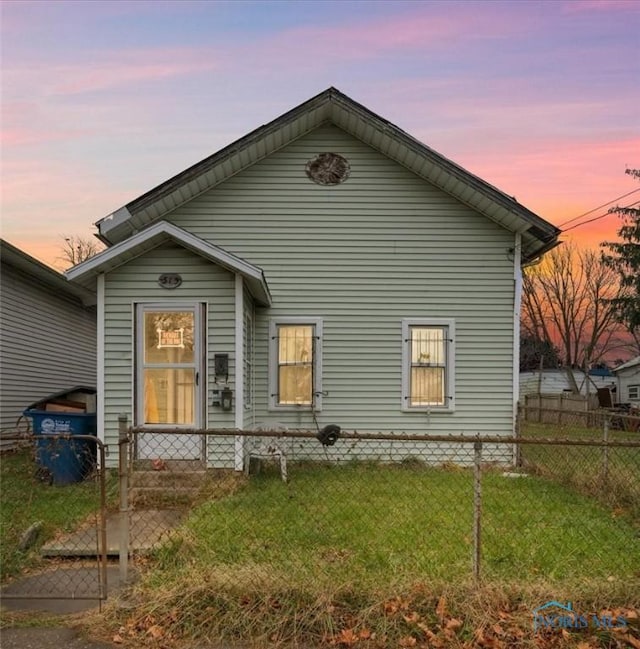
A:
402;318;454;411
269;317;323;410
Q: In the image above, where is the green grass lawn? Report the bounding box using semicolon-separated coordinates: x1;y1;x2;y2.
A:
126;461;640;644
519;419;640;520
0;448;115;581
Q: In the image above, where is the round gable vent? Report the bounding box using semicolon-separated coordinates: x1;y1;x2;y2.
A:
305;152;350;185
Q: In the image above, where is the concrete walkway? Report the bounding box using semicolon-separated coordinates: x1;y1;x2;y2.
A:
42;509;184;556
1;509;188;647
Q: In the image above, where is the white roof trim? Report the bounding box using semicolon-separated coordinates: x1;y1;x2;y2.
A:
612;356;640;373
66;221;272;306
94;87;560;262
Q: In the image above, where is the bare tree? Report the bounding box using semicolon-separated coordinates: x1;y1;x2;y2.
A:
521;242;632;370
58;235;103;269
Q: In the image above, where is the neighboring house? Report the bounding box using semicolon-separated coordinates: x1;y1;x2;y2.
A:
519;368;616;399
612;356;640;405
0;240;97;443
66;87;560;468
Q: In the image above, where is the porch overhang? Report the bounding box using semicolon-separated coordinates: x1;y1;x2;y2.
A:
66;221;272;307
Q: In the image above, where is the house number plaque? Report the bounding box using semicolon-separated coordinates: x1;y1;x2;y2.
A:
158;273;182;289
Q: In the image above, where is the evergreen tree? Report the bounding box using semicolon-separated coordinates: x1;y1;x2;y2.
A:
601;169;640;333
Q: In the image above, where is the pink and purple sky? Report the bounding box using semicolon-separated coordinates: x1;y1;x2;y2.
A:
1;0;639;269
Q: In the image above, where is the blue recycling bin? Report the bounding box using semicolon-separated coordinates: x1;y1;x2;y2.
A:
25;409;97;486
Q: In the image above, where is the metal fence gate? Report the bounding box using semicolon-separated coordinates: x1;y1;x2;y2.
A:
0;433;108;605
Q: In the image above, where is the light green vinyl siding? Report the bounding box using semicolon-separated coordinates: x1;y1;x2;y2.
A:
160;124;516;438
103;243;236;465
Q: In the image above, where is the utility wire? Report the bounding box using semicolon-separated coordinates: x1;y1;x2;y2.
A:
557;188;640;228
562;200;640;233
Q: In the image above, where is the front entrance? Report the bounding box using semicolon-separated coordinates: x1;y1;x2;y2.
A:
135;304;204;461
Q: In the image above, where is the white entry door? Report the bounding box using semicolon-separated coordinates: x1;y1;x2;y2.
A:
135;304;204;460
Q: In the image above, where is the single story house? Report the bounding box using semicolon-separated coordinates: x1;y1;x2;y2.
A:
0;240;97;446
66;87;560;468
612;356;640;405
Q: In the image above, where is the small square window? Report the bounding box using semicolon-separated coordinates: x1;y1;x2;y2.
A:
402;319;455;411
269;317;323;410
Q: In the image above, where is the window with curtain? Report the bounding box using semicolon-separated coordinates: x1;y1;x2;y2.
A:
269;317;323;410
402;318;455;411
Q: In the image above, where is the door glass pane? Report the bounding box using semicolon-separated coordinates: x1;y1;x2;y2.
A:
144;312;194;364
144;368;195;424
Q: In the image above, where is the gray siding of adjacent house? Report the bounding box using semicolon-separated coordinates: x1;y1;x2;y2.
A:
0;263;96;438
158;124;517;442
616;361;640;404
103;243;236;464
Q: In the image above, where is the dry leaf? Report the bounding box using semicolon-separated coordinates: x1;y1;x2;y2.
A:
147;624;163;639
399;636;417;647
403;612;421;624
436;595;447;619
112;634;123;644
336;628;359;646
446;618;463;631
359;628;372;640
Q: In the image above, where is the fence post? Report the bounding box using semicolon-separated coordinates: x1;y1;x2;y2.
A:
118;414;130;586
473;439;483;581
602;414;610;484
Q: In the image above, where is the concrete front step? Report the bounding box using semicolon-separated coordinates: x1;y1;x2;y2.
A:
130;486;200;507
130;469;208;488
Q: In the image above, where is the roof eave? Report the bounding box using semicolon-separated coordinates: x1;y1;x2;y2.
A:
94;87;560;259
1;239;96;306
67;222;272;306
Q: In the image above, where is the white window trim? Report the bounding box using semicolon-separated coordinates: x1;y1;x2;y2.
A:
628;384;639;401
401;318;455;413
268;316;323;411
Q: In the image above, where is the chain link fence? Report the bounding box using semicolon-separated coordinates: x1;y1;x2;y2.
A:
0;433;109;602
118;410;640;595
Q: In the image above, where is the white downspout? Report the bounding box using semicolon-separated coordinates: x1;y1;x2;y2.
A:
96;273;105;455
234;274;244;471
513;234;522;431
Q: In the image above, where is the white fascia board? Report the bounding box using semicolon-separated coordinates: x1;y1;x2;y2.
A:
66;221;272;305
94;206;133;236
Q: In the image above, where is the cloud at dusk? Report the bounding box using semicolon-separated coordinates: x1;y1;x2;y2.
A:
1;0;638;267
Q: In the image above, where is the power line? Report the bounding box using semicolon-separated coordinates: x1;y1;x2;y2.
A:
562;200;640;233
557;188;640;228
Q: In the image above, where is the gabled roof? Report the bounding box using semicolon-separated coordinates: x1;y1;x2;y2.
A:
66;221;272;306
1;239;95;306
612;356;640;373
95;87;560;263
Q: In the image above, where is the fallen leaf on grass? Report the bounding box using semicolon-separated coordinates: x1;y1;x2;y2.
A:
436;596;447;620
112;634;123;644
147;624;163;639
403;612;421;624
398;636;417;647
445;617;463;631
333;628;359;646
